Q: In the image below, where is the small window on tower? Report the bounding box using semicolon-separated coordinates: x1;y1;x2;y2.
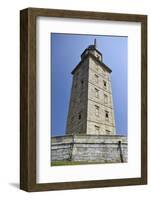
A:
105;111;109;120
81;80;84;87
103;80;107;88
95;88;99;98
78;112;82;120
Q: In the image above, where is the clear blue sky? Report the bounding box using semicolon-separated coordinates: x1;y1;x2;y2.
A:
51;33;128;136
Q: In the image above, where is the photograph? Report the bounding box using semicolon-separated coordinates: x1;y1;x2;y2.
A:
51;33;128;166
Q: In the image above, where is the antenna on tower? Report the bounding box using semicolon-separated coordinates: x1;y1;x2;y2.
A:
94;38;97;48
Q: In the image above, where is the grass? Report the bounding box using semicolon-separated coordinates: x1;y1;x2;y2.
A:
51;160;106;166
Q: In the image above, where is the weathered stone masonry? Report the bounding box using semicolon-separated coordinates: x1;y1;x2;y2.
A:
51;135;127;163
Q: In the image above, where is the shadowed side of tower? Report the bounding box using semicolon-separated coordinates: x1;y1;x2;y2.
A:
65;47;89;134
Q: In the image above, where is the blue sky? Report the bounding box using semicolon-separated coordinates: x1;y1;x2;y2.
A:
51;33;128;136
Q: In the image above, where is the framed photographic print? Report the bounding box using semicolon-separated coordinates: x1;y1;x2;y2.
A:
20;8;147;191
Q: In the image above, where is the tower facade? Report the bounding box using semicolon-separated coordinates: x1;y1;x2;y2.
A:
66;40;116;135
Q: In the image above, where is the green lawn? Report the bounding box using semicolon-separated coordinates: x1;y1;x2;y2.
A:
51;160;105;166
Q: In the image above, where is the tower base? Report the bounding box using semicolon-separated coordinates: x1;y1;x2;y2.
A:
51;134;127;164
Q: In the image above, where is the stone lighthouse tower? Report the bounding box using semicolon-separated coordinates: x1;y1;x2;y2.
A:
66;39;116;135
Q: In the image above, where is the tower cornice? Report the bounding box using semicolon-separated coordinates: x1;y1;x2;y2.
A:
71;52;112;75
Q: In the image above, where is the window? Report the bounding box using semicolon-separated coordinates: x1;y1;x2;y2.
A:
103;80;107;88
95;105;99;116
106;130;110;135
81;80;84;88
95;74;99;83
105;111;109;120
104;94;108;104
78;112;82;120
95;88;99;98
95;125;100;134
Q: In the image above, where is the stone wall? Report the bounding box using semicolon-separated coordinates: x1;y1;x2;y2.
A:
51;135;127;163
